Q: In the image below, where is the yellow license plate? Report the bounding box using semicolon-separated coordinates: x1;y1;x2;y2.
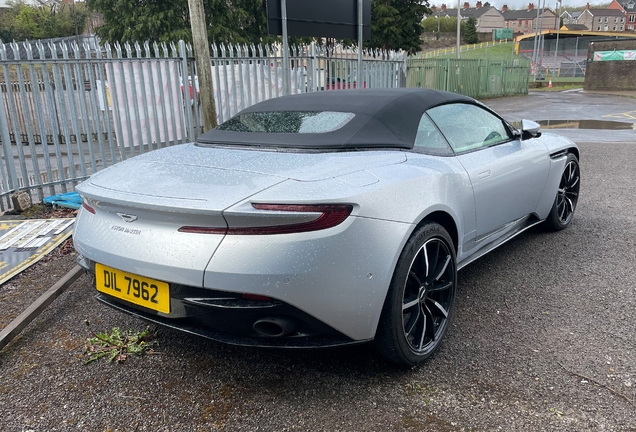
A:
95;263;170;314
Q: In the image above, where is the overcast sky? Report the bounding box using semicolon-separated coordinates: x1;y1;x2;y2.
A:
437;0;609;9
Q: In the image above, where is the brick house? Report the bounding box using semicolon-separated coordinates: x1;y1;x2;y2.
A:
560;10;582;25
577;4;626;31
608;0;636;31
502;3;558;34
432;2;505;33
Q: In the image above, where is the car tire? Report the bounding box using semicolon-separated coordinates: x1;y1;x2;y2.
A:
544;153;580;231
375;222;456;367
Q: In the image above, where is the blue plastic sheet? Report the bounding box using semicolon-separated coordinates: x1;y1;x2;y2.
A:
43;192;82;210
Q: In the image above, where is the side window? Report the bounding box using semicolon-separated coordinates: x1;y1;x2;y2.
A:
413;114;453;155
427;103;512;153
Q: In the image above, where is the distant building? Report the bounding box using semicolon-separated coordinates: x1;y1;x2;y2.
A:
578;3;626;32
607;0;636;31
502;3;558;34
430;2;505;33
561;23;588;31
560;10;582;25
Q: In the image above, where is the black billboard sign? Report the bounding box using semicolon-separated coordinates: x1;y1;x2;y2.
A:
266;0;371;40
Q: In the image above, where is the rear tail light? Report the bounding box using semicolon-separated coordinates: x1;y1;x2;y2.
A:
178;203;352;235
82;201;96;214
178;226;227;234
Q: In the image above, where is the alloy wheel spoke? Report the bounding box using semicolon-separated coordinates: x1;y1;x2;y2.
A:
423;304;437;341
567;163;575;182
412;246;429;283
427;280;453;293
428;299;449;318
558;200;566;220
430;255;451;283
565;196;574;216
422;244;430;278
404;306;421;337
418;311;428;349
568;175;579;189
426;241;440;279
409;271;423;289
403;298;420;311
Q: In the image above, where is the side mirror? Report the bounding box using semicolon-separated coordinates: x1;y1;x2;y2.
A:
521;119;541;140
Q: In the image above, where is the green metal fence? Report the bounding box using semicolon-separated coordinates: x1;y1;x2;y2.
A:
407;58;530;98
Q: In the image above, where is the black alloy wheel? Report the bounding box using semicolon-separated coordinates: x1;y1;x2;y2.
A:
376;222;456;367
545;153;580;231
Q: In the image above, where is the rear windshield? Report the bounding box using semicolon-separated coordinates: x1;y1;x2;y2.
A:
216;111;355;134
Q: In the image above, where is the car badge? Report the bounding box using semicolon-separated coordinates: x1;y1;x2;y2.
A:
117;213;138;223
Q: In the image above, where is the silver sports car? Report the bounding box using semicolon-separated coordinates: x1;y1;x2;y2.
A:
73;89;580;366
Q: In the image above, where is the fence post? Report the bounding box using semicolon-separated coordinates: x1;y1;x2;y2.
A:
0;41;17;195
502;61;507;96
0;85;18;195
445;59;450;92
400;51;408;87
309;42;317;92
179;40;195;141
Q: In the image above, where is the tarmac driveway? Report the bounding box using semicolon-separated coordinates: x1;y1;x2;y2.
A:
0;91;635;431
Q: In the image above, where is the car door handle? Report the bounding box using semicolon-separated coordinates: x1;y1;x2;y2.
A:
478;170;491;179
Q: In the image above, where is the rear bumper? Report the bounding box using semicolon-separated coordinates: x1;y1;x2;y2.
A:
94;294;363;348
77;215;412;342
80;256;360;347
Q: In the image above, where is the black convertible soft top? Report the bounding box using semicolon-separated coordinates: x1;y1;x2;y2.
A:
197;88;473;150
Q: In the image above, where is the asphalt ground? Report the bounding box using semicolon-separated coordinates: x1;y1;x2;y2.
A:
0;91;635;431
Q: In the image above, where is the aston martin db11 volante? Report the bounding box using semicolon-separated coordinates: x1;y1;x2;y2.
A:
73;89;580;366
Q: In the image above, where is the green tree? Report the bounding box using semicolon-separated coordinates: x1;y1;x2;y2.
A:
463;16;478;44
86;0;429;52
0;3;21;41
85;0;274;45
0;2;89;42
370;0;429;54
85;0;191;43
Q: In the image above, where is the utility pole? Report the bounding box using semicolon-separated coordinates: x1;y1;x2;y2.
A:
357;0;363;85
554;0;561;69
532;0;541;81
188;0;217;130
456;0;461;59
281;0;290;95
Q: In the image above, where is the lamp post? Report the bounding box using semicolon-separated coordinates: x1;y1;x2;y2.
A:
532;0;541;80
434;15;441;41
554;0;561;72
538;0;546;68
456;0;461;59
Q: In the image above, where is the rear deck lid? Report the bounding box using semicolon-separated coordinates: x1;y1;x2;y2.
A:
79;144;406;212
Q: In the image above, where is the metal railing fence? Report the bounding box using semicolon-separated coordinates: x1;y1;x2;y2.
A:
202;42;406;124
0;39;195;211
416;39;515;59
406;58;530;98
518;36;592;77
0;39;405;211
